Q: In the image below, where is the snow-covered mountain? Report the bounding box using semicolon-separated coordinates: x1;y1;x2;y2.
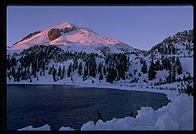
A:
8;22;141;55
6;22;194;95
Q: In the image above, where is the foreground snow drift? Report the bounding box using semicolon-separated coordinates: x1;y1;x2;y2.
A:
18;124;51;131
18;93;193;131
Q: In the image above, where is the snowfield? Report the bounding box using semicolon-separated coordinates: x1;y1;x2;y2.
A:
18;93;193;131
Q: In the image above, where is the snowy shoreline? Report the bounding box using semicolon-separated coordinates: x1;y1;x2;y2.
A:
8;81;180;102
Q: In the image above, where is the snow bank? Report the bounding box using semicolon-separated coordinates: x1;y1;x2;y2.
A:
180;57;193;77
18;124;50;131
58;127;75;131
18;94;193;131
81;94;193;130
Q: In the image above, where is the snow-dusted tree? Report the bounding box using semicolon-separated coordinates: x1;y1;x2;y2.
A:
176;57;183;75
148;59;156;80
61;65;65;79
78;62;83;76
98;63;103;74
141;60;147;73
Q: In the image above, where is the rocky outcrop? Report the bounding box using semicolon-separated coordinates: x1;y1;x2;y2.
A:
48;28;61;41
64;26;77;33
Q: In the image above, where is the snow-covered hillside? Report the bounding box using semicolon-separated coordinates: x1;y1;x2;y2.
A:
8;22;139;54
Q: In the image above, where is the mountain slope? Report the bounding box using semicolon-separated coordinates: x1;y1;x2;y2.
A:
8;22;140;55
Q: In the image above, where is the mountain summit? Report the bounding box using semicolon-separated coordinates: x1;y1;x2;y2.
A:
8;22;128;50
8;22;140;54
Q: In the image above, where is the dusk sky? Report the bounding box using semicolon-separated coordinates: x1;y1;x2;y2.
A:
7;6;193;50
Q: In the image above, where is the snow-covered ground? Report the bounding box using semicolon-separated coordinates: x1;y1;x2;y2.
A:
18;93;193;131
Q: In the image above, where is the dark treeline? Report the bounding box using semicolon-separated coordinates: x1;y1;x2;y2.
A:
7;45;130;83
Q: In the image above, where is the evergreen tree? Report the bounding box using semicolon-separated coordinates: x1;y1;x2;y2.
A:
141;60;147;73
67;63;72;77
30;76;32;82
106;67;117;83
117;63;125;80
154;60;161;71
78;62;83;76
98;63;103;74
83;63;88;80
99;72;103;80
11;57;17;66
61;65;65;79
88;55;96;77
171;65;176;82
103;66;106;75
73;59;78;71
11;67;15;77
176;57;183;75
58;66;61;77
148;59;156;80
52;68;57;81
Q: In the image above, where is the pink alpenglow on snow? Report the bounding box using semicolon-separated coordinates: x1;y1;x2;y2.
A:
8;22;119;50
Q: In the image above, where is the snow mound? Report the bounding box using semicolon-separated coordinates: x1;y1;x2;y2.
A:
18;124;50;131
58;127;75;131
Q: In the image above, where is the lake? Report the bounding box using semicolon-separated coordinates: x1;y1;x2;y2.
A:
7;85;170;131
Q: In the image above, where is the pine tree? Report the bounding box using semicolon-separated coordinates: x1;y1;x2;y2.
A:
176;58;183;75
78;62;83;76
11;67;15;77
61;65;65;79
148;59;156;80
52;68;57;81
67;63;72;77
106;67;117;83
83;63;88;80
154;60;161;71
99;72;103;80
171;65;176;82
98;63;103;74
30;76;32;82
88;55;96;77
141;60;147;73
103;66;106;75
58;66;61;77
73;59;78;71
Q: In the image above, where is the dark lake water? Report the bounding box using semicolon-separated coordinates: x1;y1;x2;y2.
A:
7;85;170;131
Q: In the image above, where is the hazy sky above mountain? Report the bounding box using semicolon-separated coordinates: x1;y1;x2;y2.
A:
7;6;193;50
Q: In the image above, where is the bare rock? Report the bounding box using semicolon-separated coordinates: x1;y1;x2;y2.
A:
48;28;61;41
